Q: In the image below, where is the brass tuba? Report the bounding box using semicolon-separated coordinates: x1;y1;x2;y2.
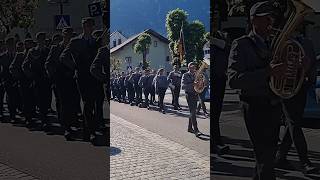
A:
269;0;314;99
194;57;210;93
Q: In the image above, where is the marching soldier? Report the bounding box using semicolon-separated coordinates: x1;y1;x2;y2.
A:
138;69;151;108
148;69;156;105
60;17;103;142
125;71;135;105
10;39;35;126
182;62;201;137
22;32;51;130
110;73;116;100
167;65;182;110
129;67;142;106
45;27;79;140
153;68;169;113
117;72;126;103
0;37;18;121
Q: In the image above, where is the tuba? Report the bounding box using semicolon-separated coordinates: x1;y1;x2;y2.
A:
269;0;314;99
194;57;210;93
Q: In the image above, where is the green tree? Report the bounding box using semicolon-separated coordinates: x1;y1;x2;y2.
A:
134;33;152;70
166;9;206;67
0;0;39;38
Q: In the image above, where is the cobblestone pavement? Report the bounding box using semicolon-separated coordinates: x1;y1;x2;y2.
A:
0;162;38;180
110;114;210;180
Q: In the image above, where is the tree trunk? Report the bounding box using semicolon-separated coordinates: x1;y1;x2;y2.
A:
142;51;146;70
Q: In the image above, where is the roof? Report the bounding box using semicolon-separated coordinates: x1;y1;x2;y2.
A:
110;30;127;39
110;29;170;54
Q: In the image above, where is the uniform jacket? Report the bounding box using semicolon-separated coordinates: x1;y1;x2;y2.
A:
181;71;196;95
167;70;182;87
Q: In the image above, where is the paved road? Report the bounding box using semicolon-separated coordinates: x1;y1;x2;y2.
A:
212;92;320;180
110;90;210;156
110;114;210;179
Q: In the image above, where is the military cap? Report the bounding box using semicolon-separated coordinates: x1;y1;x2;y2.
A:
250;1;273;17
24;38;33;44
5;37;15;44
36;32;46;40
92;29;103;38
62;27;73;34
82;17;95;25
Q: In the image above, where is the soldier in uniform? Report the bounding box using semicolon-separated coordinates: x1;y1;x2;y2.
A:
10;39;34;126
119;72;126;103
129;67;142;106
22;32;51;130
45;27;79;140
125;71;134;105
167;65;182;110
148;69;156;105
228;2;285;179
60;17;103;142
138;69;150;108
110;73;116;100
182;62;201;137
0;37;18;121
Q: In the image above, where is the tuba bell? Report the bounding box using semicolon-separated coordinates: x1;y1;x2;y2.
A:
269;0;314;99
194;57;210;93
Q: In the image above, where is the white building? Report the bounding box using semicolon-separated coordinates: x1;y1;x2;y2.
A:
110;31;127;49
110;29;172;73
203;41;210;60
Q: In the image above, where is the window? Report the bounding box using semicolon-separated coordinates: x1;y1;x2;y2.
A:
125;57;132;64
113;40;116;47
154;41;157;47
118;39;122;45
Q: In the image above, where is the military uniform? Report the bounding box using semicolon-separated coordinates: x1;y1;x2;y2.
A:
10;50;35;124
167;70;182;109
45;41;79;137
60;32;103;141
0;50;20;120
129;71;142;105
22;45;51;127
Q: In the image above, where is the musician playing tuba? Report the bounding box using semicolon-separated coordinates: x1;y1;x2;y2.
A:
228;1;286;179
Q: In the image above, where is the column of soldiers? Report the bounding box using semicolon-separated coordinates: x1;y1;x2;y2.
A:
0;16;108;145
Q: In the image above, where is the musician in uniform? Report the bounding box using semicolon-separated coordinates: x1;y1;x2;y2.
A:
182;62;201;137
117;72;126;103
22;32;51;130
60;17;104;141
275;22;318;174
228;2;286;179
10;39;35;126
167;65;182;110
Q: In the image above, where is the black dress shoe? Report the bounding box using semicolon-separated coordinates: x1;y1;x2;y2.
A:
213;145;230;155
65;132;76;141
194;131;202;137
187;128;194;133
275;158;295;170
302;163;318;174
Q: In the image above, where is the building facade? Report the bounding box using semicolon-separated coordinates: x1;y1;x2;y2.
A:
110;29;172;74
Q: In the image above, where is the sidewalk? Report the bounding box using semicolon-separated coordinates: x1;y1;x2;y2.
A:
110;114;210;179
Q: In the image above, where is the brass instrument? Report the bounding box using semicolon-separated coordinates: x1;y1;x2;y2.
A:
194;58;210;93
269;0;314;99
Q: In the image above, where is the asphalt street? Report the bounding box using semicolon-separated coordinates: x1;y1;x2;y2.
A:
212;89;320;180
